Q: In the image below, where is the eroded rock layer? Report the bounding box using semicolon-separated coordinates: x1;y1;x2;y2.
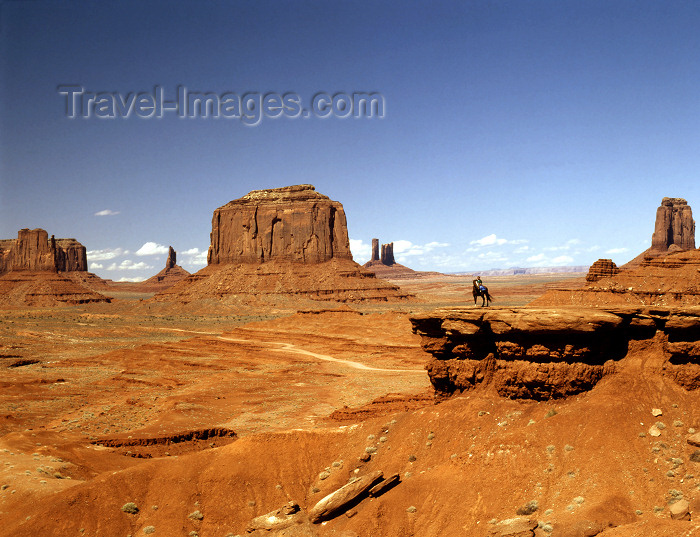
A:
585;258;619;282
0;229;88;274
0;271;110;306
410;306;700;398
651;197;695;252
207;184;352;265
154;258;411;304
534;249;700;307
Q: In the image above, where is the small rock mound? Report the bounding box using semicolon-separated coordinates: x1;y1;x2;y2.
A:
586;258;620;282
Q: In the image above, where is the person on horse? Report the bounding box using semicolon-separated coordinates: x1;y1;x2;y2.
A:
472;276;493;306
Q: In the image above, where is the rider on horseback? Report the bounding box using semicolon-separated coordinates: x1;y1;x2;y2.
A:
474;276;486;292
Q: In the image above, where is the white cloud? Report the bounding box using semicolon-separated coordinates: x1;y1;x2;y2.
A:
181;247;201;255
106;259;153;271
94;209;120;216
526;253;546;263
552;255;574;264
351;238;450;264
89;262;104;270
605;247;629;254
135;242;169;256
188;252;208;266
117;276;145;282
87;248;128;261
349;239;372;262
514;245;531;254
471;234;507;247
469;234;527;248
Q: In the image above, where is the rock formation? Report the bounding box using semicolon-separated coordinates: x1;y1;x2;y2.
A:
380;242;395;266
207;184;352;265
534;249;700;307
0;228;88;274
410;306;700;397
166;246;176;269
585;258;620;282
140;246;191;290
651;197;695;252
362;239;425;279
371;238;380;262
155;186;411;305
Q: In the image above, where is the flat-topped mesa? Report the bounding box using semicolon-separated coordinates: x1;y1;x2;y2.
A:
586;258;620;282
0;228;88;274
651;197;695;252
207;184;353;265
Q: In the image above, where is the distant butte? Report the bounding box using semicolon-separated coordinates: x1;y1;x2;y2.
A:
0;228;88;274
0;228;109;305
534;196;700;307
155;185;411;306
624;197;696;268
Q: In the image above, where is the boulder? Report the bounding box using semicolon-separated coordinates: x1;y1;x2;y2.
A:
688;431;700;447
487;517;537;537
309;470;383;523
669;499;690;521
246;501;311;533
651;197;695;252
207;184;353;265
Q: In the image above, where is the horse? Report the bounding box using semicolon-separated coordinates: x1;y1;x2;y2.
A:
473;282;493;307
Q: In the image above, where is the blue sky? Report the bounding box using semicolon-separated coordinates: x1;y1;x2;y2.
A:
2;1;699;281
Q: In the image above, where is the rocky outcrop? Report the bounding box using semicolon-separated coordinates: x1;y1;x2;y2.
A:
534;249;700;307
139;247;191;291
155;187;411;305
651;197;695;252
0;228;88;274
207;184;352;265
0;271;110;306
166;246;176;269
380;242;395;266
410;306;700;398
154;258;411;305
585;259;619;282
371;238;380;262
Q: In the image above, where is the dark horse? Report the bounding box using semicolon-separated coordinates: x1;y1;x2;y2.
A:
473;281;493;307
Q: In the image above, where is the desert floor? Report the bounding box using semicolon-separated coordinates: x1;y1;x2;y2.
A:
1;272;699;537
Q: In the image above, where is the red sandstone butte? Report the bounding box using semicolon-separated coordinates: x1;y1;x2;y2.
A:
207;184;353;265
0;228;87;274
651;197;695;252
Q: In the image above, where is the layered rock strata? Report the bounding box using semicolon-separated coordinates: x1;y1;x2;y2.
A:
155;258;410;304
207;184;352;265
155;186;410;304
410;306;700;398
0;228;88;274
533;249;700;307
0;271;110;306
585;259;620;282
